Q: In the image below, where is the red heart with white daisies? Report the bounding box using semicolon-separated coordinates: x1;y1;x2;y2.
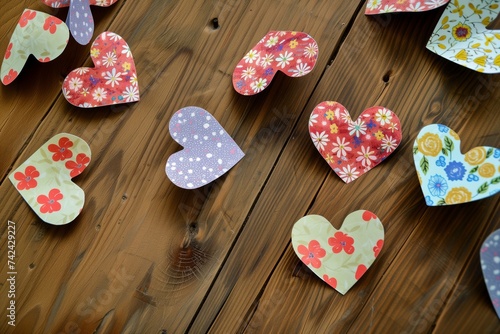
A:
62;31;139;108
309;101;402;183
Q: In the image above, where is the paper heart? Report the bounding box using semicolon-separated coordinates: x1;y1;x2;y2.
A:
292;211;385;294
427;0;500;73
1;9;69;85
413;124;500;206
233;31;318;95
62;31;139;108
166;106;245;189
365;0;449;14
9;133;91;225
309;102;402;183
480;229;500;319
42;0;119;45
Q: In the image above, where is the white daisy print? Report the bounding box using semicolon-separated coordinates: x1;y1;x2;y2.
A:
102;51;117;67
303;43;318;58
241;67;256;80
381;135;397;152
104;68;122;87
259;54;274;67
244;49;260;64
276;51;294;68
309;113;319;127
338;165;359;183
331;136;352;158
92;87;107;102
311;131;330;151
265;36;278;47
123;86;139;102
69;77;83;91
290;62;311;77
250;78;267;93
356;146;377;167
375;108;392;126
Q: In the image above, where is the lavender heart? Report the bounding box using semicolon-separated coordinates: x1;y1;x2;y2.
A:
480;229;500;319
166;107;245;189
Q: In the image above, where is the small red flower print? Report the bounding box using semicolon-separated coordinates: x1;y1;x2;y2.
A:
2;69;18;85
65;153;90;177
13;166;40;190
328;231;355;254
48;137;73;161
323;274;337;289
373;239;384;258
43;16;61;34
19;10;37;28
355;264;367;280
362;210;377;221
5;43;13;59
39;57;51;62
37;188;63;214
297;240;326;269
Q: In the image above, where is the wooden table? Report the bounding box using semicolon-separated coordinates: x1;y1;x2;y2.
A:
1;1;499;333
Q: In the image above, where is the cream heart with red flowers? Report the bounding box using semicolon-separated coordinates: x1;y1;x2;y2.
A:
1;9;69;85
9;133;91;225
291;210;385;294
309;101;402;183
62;31;139;108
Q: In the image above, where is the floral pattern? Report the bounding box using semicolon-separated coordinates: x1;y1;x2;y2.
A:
65;153;91;177
427;0;500;73
1;9;69;85
297;240;326;268
292;211;384;295
41;0;119;44
413;124;500;206
328;232;355;254
37;189;63;214
8;133;91;225
233;31;318;95
48;137;74;161
365;0;449;14
309;102;402;183
480;229;500;319
62;32;139;108
13;166;40;191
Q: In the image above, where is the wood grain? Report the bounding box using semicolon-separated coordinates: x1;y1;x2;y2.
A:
0;0;499;333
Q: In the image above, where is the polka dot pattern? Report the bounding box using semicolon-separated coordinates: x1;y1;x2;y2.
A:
480;229;500;319
166;107;245;189
68;0;94;45
41;0;119;45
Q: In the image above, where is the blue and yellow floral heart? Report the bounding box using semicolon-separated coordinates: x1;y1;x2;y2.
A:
413;124;500;206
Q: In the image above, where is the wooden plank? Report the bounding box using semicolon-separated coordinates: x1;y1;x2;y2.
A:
0;1;125;180
192;7;500;334
0;0;366;332
433;211;500;334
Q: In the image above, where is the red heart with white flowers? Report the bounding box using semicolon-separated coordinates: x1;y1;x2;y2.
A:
309;101;402;183
62;31;139;108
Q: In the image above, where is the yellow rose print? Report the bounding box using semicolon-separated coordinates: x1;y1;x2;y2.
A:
464;147;487;165
445;187;472;204
417;133;442;157
478;163;495;178
449;129;460;140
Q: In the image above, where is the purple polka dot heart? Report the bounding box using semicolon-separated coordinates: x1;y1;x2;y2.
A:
480;228;500;319
166;107;245;189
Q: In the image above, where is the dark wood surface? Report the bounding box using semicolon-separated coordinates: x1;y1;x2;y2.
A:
1;0;499;333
